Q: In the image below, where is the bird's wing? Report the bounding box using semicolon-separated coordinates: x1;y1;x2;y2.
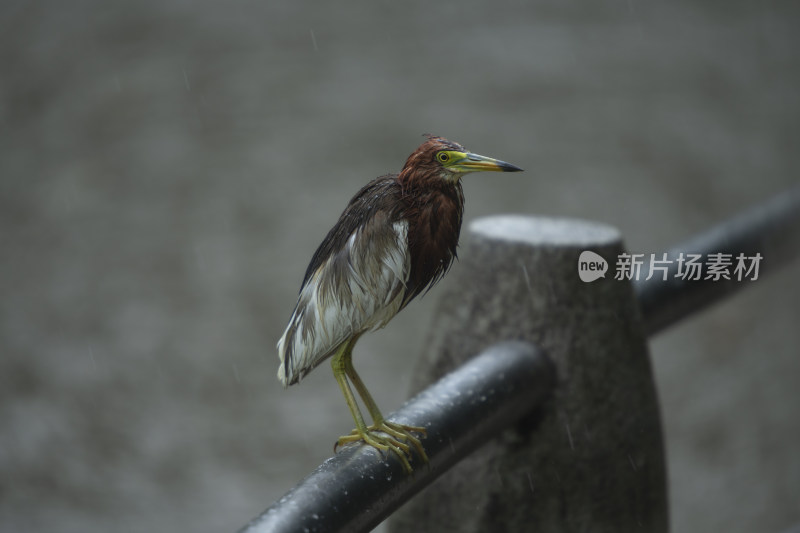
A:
277;177;410;386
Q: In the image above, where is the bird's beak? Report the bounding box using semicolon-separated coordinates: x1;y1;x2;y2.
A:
450;151;523;173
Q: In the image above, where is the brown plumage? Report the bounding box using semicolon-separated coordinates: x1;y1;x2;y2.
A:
276;134;522;472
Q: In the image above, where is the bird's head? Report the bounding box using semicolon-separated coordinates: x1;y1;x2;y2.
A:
399;134;523;186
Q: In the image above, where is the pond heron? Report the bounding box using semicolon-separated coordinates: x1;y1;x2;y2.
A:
277;134;523;472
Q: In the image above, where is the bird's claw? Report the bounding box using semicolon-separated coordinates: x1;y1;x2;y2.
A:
334;421;428;473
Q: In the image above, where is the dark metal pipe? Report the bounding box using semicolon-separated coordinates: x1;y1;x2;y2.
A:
238;341;554;533
636;186;800;336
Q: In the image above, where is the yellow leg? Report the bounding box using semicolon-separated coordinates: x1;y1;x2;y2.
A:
342;350;428;463
331;337;427;472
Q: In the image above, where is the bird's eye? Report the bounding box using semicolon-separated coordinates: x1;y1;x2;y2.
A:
437;152;450;163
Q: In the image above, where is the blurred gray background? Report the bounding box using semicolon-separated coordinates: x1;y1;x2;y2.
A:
1;1;798;532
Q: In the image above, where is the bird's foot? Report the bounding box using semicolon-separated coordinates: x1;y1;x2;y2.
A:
335;421;428;473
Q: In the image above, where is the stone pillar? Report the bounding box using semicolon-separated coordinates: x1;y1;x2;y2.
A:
389;216;667;533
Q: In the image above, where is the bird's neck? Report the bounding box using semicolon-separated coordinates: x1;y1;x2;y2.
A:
398;168;463;199
399;174;464;302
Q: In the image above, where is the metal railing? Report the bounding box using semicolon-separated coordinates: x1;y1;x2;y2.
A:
239;342;554;533
636;186;800;335
239;186;800;533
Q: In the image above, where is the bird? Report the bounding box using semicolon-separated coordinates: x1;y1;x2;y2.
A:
277;134;523;472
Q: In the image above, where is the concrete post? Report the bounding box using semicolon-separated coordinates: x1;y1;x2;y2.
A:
388;216;667;533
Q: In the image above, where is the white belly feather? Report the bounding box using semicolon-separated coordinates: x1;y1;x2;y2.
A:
276;221;409;386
